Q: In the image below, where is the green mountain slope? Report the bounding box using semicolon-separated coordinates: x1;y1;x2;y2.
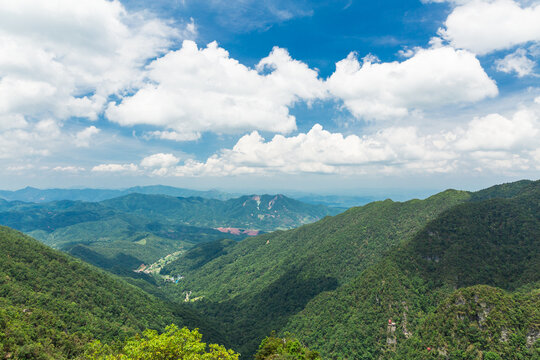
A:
162;188;471;356
0;226;222;359
397;285;540;359
284;181;540;359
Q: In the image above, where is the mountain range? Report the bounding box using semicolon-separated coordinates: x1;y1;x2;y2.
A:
0;185;394;208
0;193;339;279
0;179;538;359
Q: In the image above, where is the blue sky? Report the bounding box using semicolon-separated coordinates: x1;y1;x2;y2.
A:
0;0;539;195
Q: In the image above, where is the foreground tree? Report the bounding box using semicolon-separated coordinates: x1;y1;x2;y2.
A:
86;324;239;360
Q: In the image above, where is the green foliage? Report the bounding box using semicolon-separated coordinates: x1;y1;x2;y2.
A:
0;226;224;359
87;324;239;360
255;333;321;360
402;285;540;359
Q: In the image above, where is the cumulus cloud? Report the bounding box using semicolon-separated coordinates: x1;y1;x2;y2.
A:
91;163;139;172
74;126;100;148
115;101;538;177
106;40;326;139
327;46;497;120
495;48;536;77
0;118;62;159
456;109;539;151
141;153;180;168
439;0;540;55
168;124;458;176
0;0;183;135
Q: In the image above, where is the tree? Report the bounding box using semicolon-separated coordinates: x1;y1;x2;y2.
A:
86;324;239;360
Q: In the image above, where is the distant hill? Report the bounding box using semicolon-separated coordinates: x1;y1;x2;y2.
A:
162;180;539;358
102;193;341;232
0;226;223;359
0;185;235;203
0;193;338;278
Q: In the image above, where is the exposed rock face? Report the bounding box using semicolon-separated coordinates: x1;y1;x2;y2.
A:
526;329;540;347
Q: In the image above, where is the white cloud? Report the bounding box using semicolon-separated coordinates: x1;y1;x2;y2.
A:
144;130;201;142
141;153;180;168
0;114;28;131
74;126;100;148
455;109;539;151
52;166;85;173
91;163;139;172
327;46;497;121
106;40;326;139
0;118;63;159
496;48;536;77
6;164;34;172
168;124;458;176
0;0;183;138
439;0;540;55
135;102;538;177
85;99;540;178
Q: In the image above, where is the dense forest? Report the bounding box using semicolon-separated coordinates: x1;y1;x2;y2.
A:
0;180;538;359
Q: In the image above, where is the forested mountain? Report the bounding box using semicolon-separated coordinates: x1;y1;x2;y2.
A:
0;226;224;359
162;188;472;355
286;183;540;358
161;180;539;358
101;193;340;231
0;180;538;359
0;193;336;278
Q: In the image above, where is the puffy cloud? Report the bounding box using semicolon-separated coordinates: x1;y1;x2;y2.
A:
91;163;139;172
495;48;536;77
455;109;539;151
0;118;62;159
439;0;540;55
74;126;100;148
169;124;458;176
141;153;180;168
0;0;182;131
106;40;327;139
144;103;538;177
88;100;540;178
327;46;497;120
